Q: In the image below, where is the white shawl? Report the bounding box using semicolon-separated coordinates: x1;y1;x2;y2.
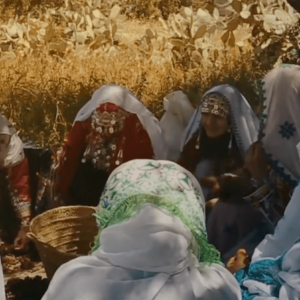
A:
0;113;24;168
42;204;242;300
181;84;259;158
239;182;300;299
239;65;300;299
159;91;195;162
74;84;168;160
258;64;300;186
239;239;300;300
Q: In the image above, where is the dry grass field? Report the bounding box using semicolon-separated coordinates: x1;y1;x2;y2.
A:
0;0;299;147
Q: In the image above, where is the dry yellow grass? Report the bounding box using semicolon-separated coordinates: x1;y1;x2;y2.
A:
0;0;298;148
0;45;264;147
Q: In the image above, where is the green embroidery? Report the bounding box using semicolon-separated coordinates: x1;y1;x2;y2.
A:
281;64;293;68
91;160;222;266
93;194;221;265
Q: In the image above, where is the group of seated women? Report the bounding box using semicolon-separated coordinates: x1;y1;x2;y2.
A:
1;63;300;299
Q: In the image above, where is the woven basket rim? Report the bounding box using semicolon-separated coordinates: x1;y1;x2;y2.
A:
30;205;97;228
28;206;98;280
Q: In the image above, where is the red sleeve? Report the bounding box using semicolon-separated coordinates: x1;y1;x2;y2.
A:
122;114;154;162
52;120;89;204
8;157;32;226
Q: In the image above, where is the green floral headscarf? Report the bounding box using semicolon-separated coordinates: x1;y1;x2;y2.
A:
92;159;221;265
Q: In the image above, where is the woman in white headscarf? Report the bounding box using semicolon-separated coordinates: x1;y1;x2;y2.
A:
159;91;195;162
235;64;300;300
46;85;167;210
178;84;259;201
0;113;32;251
178;84;277;263
42;159;242;300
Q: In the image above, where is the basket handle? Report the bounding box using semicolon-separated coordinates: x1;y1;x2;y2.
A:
27;232;38;242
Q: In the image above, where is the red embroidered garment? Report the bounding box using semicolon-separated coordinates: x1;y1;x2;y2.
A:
6;157;32;226
51;103;154;206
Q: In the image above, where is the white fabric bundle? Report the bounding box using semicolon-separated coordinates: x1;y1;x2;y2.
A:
0;113;24;168
160;91;195;162
42;204;242;300
74;84;168;160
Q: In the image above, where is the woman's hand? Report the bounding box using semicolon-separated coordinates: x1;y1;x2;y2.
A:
244;142;269;180
226;249;250;273
14;225;30;252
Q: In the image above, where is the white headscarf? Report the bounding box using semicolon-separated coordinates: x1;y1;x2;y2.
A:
0;113;24;168
42;160;242;300
239;237;300;300
42;205;242;300
258;64;300;187
74;84;168;160
159;91;195;161
252;182;300;262
181;84;259;158
239;161;300;299
250;65;300;262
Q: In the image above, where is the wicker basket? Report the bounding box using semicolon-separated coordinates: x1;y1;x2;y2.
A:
27;206;98;280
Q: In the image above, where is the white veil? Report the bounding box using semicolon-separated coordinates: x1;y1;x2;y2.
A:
180;84;260;158
74;84;168;160
258;64;300;186
159;91;195;161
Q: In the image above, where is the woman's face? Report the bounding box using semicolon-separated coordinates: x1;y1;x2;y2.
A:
202;113;230;138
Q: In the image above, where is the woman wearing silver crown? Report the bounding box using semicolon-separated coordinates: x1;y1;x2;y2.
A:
178;84;259;201
178;85;273;263
45;84;167;210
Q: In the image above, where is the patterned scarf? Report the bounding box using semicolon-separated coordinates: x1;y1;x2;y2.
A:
93;159;221;265
259;64;300;188
181;84;260;159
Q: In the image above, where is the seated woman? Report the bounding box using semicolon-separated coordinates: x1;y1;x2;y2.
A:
41;159;242;300
178;84;259;201
235;64;300;299
0;113;32;251
178;85;281;263
159;90;195;162
46;85;167;210
199;73;296;263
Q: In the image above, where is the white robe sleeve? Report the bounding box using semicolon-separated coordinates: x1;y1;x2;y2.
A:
252;185;300;262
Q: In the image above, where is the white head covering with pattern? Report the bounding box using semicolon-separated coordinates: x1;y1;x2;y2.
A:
241;133;300;300
251;64;300;262
159;91;195;161
258;64;300;187
42;160;242;300
74;84;168;160
181;84;259;159
0;113;24;168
